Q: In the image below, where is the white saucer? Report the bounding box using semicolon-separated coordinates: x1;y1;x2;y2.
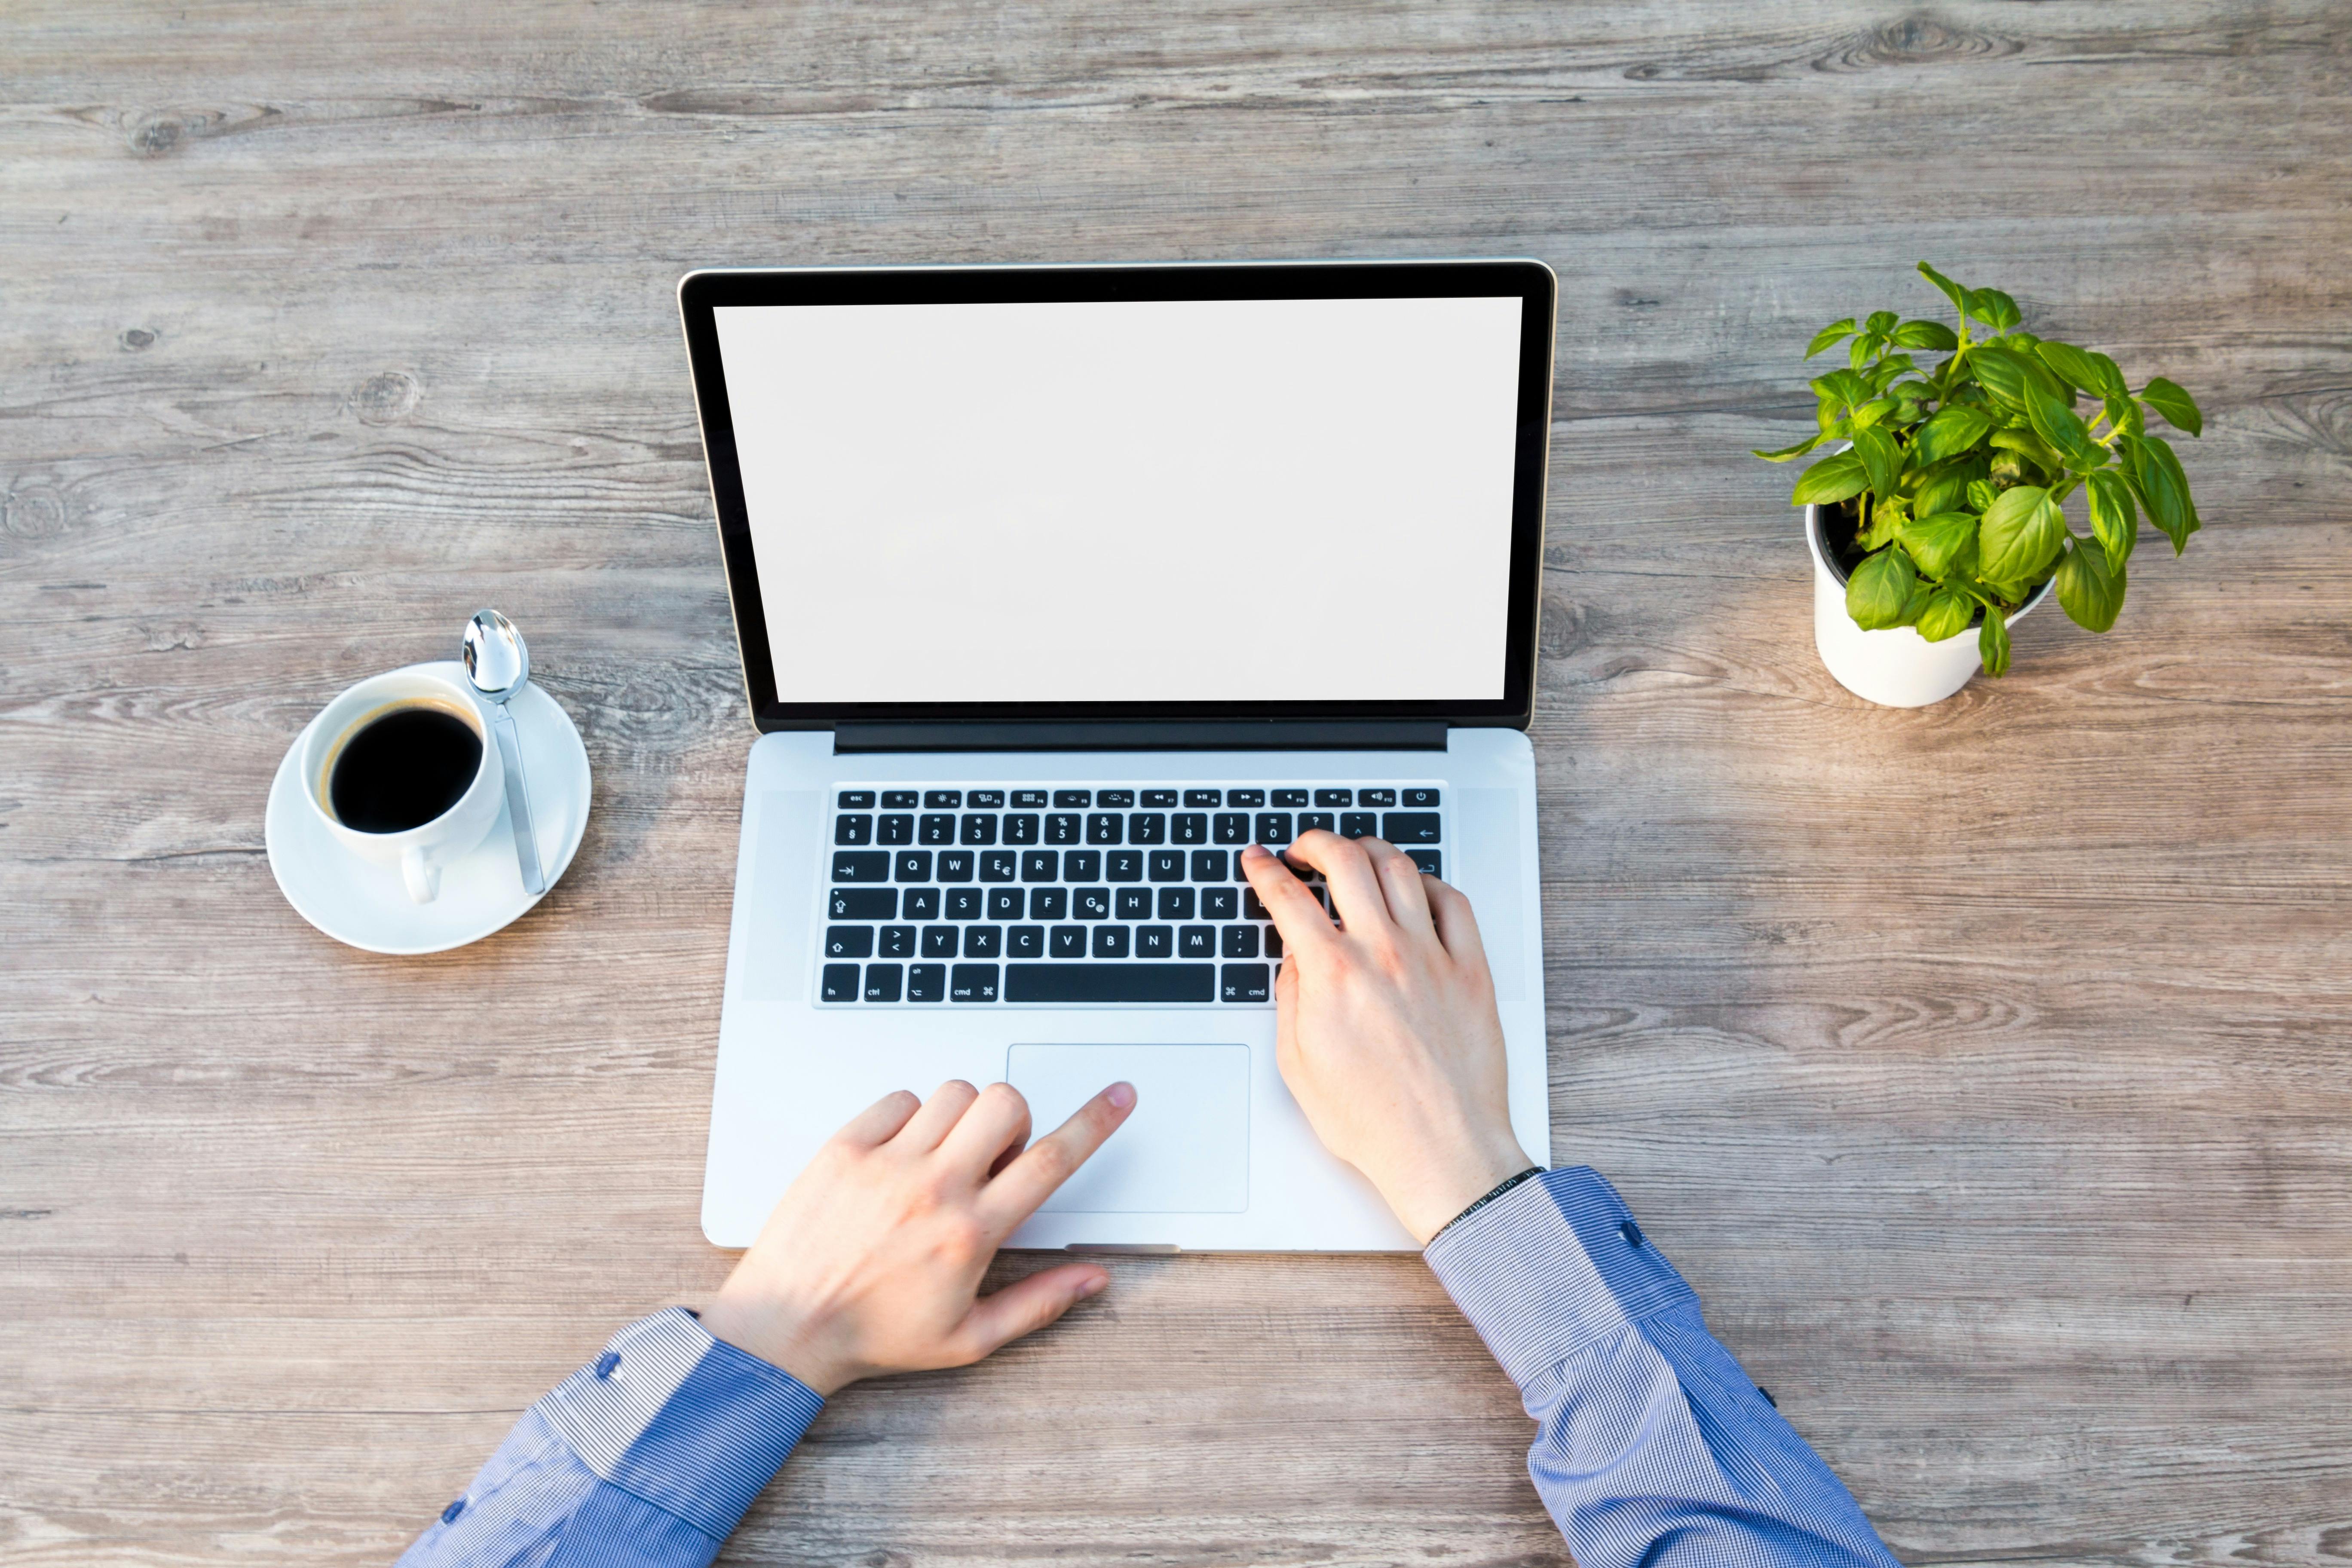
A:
266;661;592;954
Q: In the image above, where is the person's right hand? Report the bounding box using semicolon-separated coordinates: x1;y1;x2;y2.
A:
1241;834;1534;1243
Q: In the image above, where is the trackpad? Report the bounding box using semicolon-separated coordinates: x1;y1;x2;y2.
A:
1007;1044;1249;1213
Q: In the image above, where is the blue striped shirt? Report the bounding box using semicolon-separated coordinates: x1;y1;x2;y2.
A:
401;1169;1896;1567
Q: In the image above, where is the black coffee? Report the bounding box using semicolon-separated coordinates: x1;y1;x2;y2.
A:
328;705;482;833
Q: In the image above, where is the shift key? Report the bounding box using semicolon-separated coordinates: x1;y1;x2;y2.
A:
1380;812;1442;845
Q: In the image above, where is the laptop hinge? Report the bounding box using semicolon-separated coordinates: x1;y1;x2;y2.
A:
832;720;1449;753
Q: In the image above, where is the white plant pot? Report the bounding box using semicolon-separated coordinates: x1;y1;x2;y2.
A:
1805;503;2054;707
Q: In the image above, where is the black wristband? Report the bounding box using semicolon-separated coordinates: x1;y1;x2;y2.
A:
1432;1165;1546;1241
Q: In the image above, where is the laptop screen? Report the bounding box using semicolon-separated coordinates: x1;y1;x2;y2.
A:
681;263;1554;728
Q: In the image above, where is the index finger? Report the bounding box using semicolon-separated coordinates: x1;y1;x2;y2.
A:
978;1082;1138;1230
1239;842;1341;959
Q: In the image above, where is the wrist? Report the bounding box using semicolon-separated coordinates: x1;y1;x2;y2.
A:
1389;1135;1536;1244
702;1289;852;1397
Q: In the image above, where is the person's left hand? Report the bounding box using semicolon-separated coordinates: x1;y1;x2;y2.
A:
701;1079;1135;1396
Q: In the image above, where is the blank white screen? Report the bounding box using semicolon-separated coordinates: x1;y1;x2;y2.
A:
715;294;1523;704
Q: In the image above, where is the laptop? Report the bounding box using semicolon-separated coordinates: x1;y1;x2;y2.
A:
680;259;1555;1251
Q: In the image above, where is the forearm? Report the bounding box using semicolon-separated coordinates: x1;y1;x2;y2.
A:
1426;1170;1900;1568
398;1308;824;1568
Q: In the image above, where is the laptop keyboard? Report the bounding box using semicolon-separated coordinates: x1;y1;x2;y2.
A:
816;783;1443;1005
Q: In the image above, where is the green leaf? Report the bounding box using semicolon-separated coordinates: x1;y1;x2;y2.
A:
2054;536;2127;633
1915;587;1975;643
1805;319;1857;358
1967;288;2021;330
2088;351;2129;399
1898;511;1981;578
2035;341;2107;396
1792;451;1868;507
1809;369;1870;407
2084;469;2138;570
1966;478;2000;513
2004;329;2042;351
1917;261;1968;316
1911;405;1994;466
1850;426;1902;499
1850;396;1898;429
1970;347;2033;411
2026;385;2099;469
1990;426;2064;475
1753;433;1825;462
1913;466;1978;516
1978;603;2012;677
1846;547;1918;631
1978;485;2066;581
1891;318;1959;351
2103;394;2144;438
1865;310;1899;335
2141;376;2203;437
2137;434;2201;552
1869;354;1918;391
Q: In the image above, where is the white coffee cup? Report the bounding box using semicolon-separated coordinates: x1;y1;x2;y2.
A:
302;668;502;903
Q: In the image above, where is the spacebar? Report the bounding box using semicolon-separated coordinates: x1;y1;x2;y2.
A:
1005;964;1216;1003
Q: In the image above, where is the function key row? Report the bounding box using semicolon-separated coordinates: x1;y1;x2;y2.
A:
836;810;1441;848
838;787;1436;811
830;845;1435;886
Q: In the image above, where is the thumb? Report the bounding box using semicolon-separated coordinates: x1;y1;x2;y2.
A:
949;1263;1109;1362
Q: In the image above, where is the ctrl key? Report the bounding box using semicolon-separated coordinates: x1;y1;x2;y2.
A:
1219;963;1271;1003
949;963;1001;1003
863;963;903;1003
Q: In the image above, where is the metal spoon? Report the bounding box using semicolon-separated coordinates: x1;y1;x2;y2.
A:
462;609;546;896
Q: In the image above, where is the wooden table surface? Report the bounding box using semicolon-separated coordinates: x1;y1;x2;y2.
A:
5;3;2348;1563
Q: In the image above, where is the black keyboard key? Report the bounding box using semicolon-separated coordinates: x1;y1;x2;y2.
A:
1012;790;1048;808
1256;812;1293;845
834;814;873;845
882;790;920;810
1222;924;1259;959
1021;850;1060;882
922;925;959;958
1404;788;1440;807
1136;924;1173;958
895;850;932;882
1087;813;1124;845
1382;812;1442;845
1227;789;1265;808
1053;789;1091;808
989;888;1025;920
1339;812;1377;839
838;790;876;809
821;963;860;1002
826;925;874;959
1006;964;1216;1003
946;887;983;921
1107;850;1143;882
964;925;1003;958
1220;964;1271;1003
1173;813;1207;845
1115;887;1152;920
980;850;1017;882
1030;887;1069;920
878;813;913;845
880;925;916;959
1183;789;1222;808
1407;848;1441;877
1141;790;1179;807
907;964;946;1002
830;887;896;920
1128;813;1166;845
1158;887;1196;920
968;790;1005;808
1097;789;1135;808
1272;788;1309;807
1204;887;1239;920
1008;925;1044;959
1297;811;1334;834
919;814;955;845
1063;850;1101;881
903;887;942;921
832;850;888;883
937;851;974;882
925;790;963;809
961;814;997;845
1314;788;1352;808
1092;925;1130;959
1148;849;1186;883
1179;925;1216;957
863;963;902;1002
1213;813;1250;845
1242;887;1269;921
1049;925;1087;958
1265;926;1283;959
1004;814;1039;845
1191;850;1228;882
1358;788;1397;808
1074;887;1112;920
949;964;999;1002
1046;813;1083;845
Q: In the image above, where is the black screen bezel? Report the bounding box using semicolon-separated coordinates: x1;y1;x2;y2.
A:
677;259;1555;732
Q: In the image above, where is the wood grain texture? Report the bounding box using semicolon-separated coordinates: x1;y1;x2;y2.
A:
3;1;2349;1562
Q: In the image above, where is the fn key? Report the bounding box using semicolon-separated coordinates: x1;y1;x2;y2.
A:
1219;963;1271;1003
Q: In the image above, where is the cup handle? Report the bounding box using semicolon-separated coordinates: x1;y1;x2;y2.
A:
401;845;440;903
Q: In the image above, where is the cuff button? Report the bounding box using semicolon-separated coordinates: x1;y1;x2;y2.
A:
441;1498;466;1524
593;1350;622;1379
1619;1219;1645;1249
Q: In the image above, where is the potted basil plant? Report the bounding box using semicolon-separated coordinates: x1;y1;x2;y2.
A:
1758;261;2206;706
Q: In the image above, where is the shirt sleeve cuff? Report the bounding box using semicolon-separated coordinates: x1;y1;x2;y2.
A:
532;1307;826;1541
1423;1167;1700;1390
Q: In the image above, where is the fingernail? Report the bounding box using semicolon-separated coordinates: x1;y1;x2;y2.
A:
1079;1271;1109;1298
1106;1081;1136;1110
1241;842;1266;858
